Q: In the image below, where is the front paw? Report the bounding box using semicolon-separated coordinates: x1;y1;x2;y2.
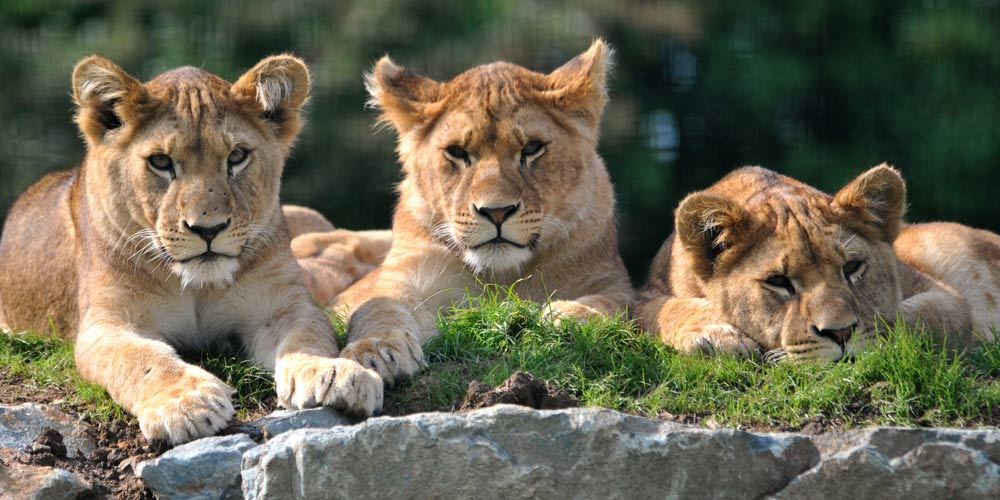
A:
677;324;760;357
276;357;383;416
545;300;601;325
339;333;424;386
135;366;235;445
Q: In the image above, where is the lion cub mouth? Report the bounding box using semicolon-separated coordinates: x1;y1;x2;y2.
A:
471;236;528;250
177;250;238;264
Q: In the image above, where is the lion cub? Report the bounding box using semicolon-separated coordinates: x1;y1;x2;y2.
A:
0;56;381;444
638;165;999;361
324;40;634;384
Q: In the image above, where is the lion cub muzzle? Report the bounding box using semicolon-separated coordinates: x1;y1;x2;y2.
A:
158;181;248;287
805;289;860;347
471;202;523;248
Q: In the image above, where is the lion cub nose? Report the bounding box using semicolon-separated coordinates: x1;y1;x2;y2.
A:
184;218;231;243
475;204;519;226
812;321;858;346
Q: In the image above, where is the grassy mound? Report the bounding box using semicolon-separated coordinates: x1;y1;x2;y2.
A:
3;284;999;430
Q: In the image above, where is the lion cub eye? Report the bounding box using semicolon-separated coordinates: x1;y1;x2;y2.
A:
444;145;470;166
843;259;866;283
762;274;796;297
520;140;546;165
227;147;251;176
147;153;175;179
228;147;249;166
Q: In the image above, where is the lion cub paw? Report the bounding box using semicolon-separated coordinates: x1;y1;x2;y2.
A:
276;357;383;416
679;324;760;358
545;299;601;326
339;333;424;386
135;366;235;445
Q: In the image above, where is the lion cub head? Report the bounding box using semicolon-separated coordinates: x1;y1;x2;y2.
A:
366;41;614;274
675;165;907;360
72;55;309;287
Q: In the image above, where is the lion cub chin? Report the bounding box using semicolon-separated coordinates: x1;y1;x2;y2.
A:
0;56;381;445
305;40;634;386
639;165;1000;361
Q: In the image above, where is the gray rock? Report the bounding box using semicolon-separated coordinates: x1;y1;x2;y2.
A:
0;459;90;500
136;433;256;500
236;407;354;441
775;428;1000;499
241;405;820;500
0;403;96;459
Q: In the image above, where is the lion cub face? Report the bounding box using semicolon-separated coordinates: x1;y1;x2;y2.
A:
366;42;612;274
676;166;907;360
72;56;310;287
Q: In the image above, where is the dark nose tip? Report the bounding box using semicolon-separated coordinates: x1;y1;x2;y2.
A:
184;219;230;243
475;204;519;226
812;322;857;346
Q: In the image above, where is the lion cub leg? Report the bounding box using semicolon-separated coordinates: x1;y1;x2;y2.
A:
639;296;761;357
291;229;393;304
896;267;976;347
74;319;235;445
240;288;384;417
338;297;427;386
547;294;629;323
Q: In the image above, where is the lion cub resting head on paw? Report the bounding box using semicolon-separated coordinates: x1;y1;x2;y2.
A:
0;56;381;445
327;40;634;386
639;165;999;361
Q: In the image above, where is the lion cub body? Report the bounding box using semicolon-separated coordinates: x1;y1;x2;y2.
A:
0;56;380;444
323;41;634;384
639;166;999;360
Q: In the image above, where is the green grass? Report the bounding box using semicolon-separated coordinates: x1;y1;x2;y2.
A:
0;331;125;420
3;285;1000;429
0;332;276;421
389;284;1000;429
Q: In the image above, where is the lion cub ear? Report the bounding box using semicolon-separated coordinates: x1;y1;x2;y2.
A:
72;55;146;146
231;55;311;146
675;192;759;279
542;39;613;133
832;163;906;242
365;57;443;136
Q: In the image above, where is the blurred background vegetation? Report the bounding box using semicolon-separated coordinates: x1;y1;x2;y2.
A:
2;0;998;283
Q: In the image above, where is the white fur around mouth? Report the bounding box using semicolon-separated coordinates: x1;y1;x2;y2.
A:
171;256;240;289
462;243;532;275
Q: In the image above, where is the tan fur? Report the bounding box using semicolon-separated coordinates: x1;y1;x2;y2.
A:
283;204;336;235
638;165;998;361
281;205;392;305
328;40;634;384
0;56;381;445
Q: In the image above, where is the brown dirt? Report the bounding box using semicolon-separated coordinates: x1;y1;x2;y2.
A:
0;409;157;499
0;369;292;499
459;371;579;411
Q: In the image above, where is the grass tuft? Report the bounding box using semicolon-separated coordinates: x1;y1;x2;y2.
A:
194;354;276;419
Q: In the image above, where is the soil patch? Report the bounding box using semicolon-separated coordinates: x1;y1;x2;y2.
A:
460;371;579;411
1;383;271;499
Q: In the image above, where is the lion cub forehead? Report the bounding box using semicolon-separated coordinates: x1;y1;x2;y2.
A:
145;67;244;123
443;62;547;109
437;105;549;145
